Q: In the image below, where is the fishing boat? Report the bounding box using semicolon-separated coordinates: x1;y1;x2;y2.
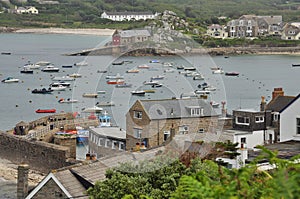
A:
115;83;132;88
82;93;98;98
58;98;78;103
76;129;89;143
126;69;140;73
1;77;19;83
106;79;125;85
131;90;146;96
151;75;165;80
292;64;300;67
35;109;56;113
1;52;11;55
225;72;240;76
183;66;196;71
20;68;34;74
212;69;224;74
31;88;53;94
41;65;60;72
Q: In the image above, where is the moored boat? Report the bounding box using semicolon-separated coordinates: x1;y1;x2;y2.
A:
31;88;53;94
41;65;60;72
35;109;56;113
138;64;150;69
225;72;239;76
126;69;140;73
212;69;224;74
20;68;34;74
151;75;165;80
52;76;75;81
74;61;88;66
96;101;115;107
58;98;78;103
82;93;98;98
49;84;67;91
105;73;124;79
1;77;19;83
107;79;125;85
112;61;124;65
62;65;73;68
144;89;156;93
36;61;51;66
23;63;40;69
82;106;103;113
115;83;132;88
149;59;160;63
1;52;11;55
69;73;82;78
131;90;146;96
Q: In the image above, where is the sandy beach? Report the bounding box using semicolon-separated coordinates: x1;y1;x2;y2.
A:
14;27;115;36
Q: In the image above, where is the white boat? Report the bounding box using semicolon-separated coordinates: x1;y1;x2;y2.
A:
185;72;199;77
82;106;103;113
49;84;67;91
58;98;78;103
1;77;19;83
23;63;40;69
210;101;220;108
115;83;132;88
144;80;159;85
69;73;82;78
194;90;211;95
193;74;205;80
204;86;217;91
105;73;124;79
52;76;75;81
151;75;165;80
41;65;60;72
97;90;106;94
162;62;173;67
50;82;71;88
74;61;88;66
36;61;51;66
212;69;224;74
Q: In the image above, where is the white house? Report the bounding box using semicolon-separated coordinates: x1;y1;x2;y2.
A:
101;11;158;21
206;24;228;39
15;6;38;14
278;94;300;142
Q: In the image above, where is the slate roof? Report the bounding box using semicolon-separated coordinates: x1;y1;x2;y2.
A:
265;95;295;112
90;127;126;139
119;29;150;38
258;15;282;25
138;98;219;120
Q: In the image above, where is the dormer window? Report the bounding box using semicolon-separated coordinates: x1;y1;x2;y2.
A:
236;116;250;125
187;106;204;116
133;111;142;119
179;125;189;134
255;116;264;123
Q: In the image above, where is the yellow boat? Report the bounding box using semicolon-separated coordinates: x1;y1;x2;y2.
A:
144;89;155;93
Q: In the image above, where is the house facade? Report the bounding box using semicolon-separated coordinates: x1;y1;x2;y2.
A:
226;15;282;38
206;24;228;39
223;109;274;149
126;98;220;150
112;29;151;46
281;23;300;40
101;11;158;21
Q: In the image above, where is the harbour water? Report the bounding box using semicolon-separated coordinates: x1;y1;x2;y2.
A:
0;33;300;132
0;33;300;198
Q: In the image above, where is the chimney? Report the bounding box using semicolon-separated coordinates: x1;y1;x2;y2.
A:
221;101;227;117
272;88;284;100
17;163;29;199
260;96;266;111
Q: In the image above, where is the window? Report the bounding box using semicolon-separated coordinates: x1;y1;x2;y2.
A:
198;128;204;133
179;125;189;134
255;116;264;123
236;116;250;125
112;141;118;149
133;128;142;138
133;111;142;119
273;112;279;121
190;108;203;116
297;118;300;134
105;139;111;148
241;137;246;143
119;142;125;150
164;131;170;141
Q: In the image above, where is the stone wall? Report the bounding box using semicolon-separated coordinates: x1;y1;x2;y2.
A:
0;132;76;173
32;178;68;199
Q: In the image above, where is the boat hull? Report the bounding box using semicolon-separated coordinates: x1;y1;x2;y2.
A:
35;109;56;113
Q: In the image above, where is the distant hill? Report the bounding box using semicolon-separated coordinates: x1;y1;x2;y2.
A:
0;0;300;28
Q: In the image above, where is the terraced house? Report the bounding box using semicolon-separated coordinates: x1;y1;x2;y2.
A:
125;98;220;150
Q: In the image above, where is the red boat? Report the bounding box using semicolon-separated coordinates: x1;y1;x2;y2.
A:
106;79;125;85
35;109;56;113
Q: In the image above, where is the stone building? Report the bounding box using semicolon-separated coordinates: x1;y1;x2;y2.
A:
126;98;220;150
112;29;151;46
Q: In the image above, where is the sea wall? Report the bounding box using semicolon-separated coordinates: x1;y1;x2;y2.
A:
0;131;76;173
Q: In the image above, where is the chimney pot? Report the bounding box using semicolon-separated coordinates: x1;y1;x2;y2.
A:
17;164;29;199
